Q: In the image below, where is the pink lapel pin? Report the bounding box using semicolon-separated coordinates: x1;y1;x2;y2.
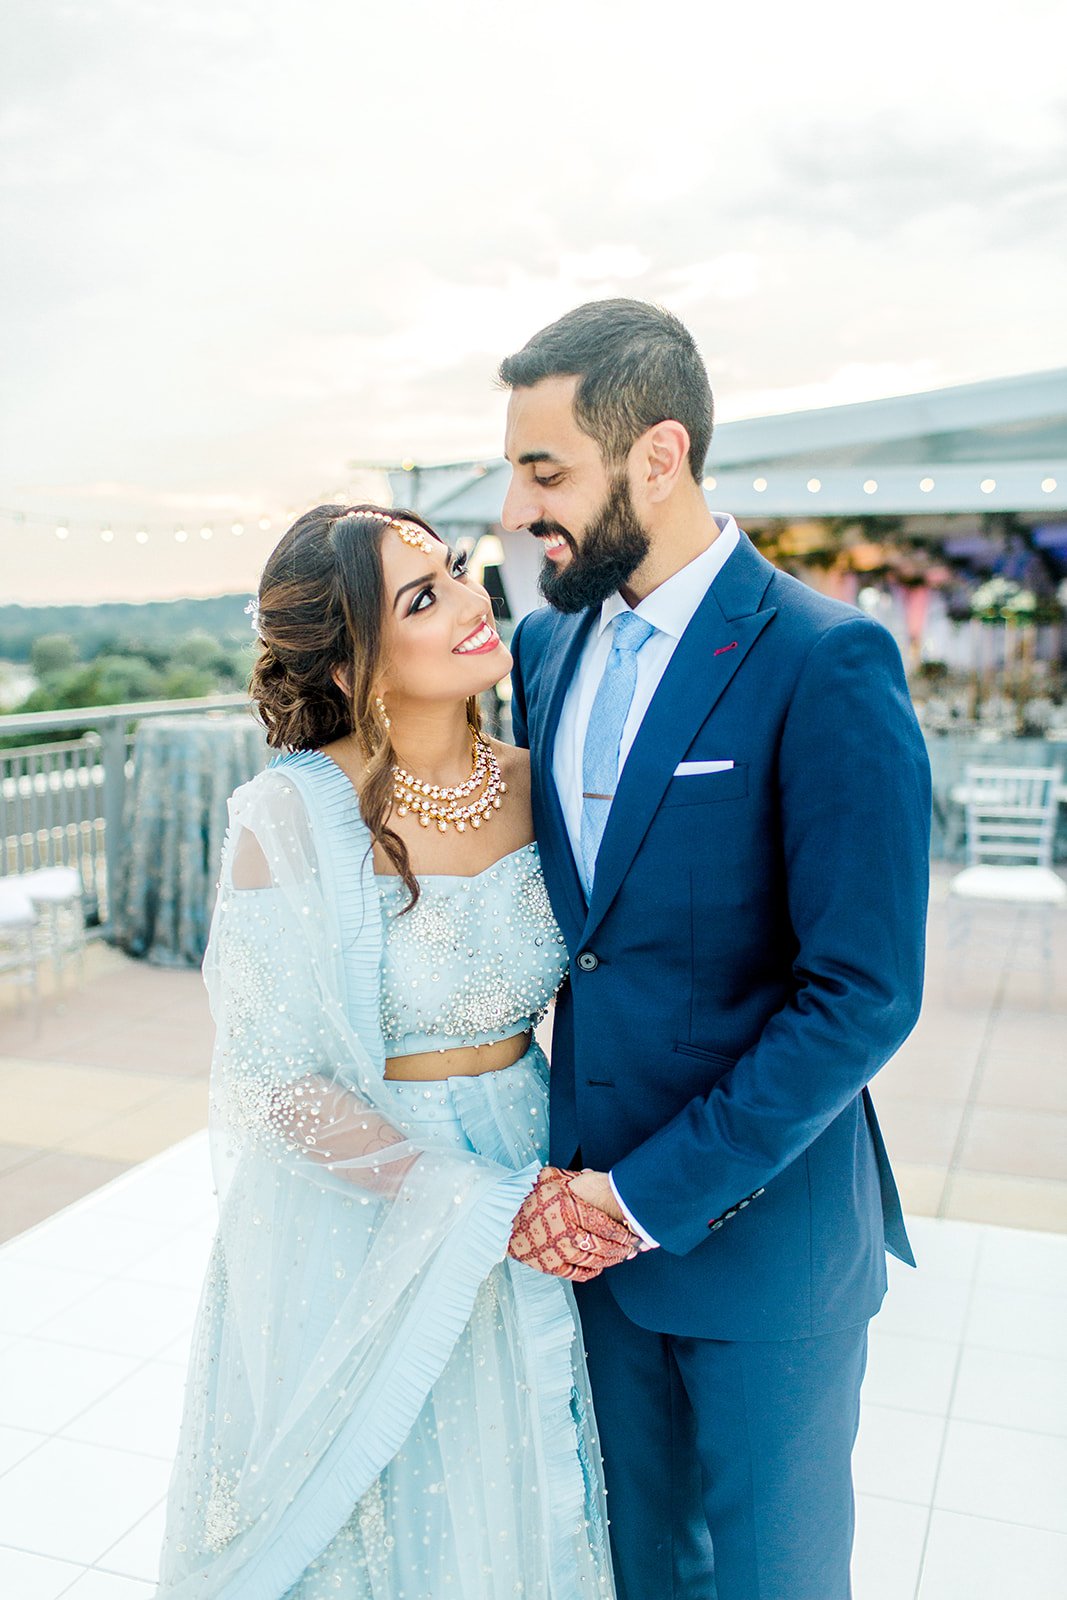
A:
714;641;739;656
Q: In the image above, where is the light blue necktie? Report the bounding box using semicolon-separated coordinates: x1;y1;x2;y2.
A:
579;610;656;895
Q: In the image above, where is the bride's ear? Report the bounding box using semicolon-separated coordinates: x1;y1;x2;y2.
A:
331;664;351;695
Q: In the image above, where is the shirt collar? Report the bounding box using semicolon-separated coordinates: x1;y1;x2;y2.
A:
597;515;741;639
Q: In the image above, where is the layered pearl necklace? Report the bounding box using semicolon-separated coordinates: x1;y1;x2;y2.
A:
393;735;507;833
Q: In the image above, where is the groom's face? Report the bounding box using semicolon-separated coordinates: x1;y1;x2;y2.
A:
501;377;651;613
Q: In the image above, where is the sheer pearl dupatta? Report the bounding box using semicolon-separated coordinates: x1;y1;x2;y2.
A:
157;756;539;1597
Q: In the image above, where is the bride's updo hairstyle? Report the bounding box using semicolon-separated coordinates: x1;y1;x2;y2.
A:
250;503;480;904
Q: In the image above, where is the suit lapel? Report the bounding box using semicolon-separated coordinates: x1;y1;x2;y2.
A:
528;608;597;942
582;535;777;939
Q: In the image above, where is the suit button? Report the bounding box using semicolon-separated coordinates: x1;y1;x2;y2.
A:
576;951;599;972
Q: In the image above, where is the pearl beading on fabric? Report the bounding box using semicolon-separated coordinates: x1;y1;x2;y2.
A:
377;845;567;1055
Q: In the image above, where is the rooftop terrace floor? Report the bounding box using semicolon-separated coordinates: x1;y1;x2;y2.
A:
0;864;1064;1596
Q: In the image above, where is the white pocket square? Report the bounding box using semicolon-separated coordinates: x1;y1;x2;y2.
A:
674;760;735;776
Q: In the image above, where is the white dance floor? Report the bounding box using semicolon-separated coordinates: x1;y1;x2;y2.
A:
0;1134;1064;1598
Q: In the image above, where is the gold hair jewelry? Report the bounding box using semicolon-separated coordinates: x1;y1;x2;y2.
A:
345;507;437;556
393;734;507;833
374;695;391;731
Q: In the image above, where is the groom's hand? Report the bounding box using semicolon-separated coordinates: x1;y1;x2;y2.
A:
508;1167;640;1282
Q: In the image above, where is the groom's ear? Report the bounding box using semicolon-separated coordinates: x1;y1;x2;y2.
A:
636;420;690;503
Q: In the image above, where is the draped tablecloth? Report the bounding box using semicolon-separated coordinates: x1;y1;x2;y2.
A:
114;714;268;966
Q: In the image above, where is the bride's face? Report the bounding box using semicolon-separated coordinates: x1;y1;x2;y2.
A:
377;526;510;707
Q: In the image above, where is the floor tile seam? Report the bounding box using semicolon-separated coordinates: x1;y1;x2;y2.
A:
0;1425;51;1481
913;1256;980;1592
919;1505;1067;1538
0;1536;89;1567
92;1493;169;1578
936;1412;1067;1445
0;1251;192;1335
12;1325;189;1368
927;1495;1067;1535
7;1346;164;1439
945;1409;1067;1439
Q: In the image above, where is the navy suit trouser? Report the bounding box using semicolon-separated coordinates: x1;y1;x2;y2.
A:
575;1273;869;1600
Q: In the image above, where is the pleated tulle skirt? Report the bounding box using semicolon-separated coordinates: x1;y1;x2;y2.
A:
282;1045;615;1600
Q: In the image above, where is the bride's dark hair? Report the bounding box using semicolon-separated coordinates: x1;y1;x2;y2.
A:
249;503;481;906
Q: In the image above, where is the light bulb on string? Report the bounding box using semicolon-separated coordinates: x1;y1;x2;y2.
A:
55;526;69;540
101;527;114;543
136;530;149;544
200;525;213;541
258;517;271;531
231;522;244;536
175;528;188;543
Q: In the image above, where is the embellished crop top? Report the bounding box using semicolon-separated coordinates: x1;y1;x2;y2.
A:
376;843;568;1058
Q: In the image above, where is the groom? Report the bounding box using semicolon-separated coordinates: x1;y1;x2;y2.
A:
501;301;931;1599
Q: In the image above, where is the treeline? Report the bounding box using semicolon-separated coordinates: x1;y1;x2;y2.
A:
0;594;253;661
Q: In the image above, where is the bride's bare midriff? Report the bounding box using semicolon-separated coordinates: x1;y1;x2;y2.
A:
384;1029;532;1081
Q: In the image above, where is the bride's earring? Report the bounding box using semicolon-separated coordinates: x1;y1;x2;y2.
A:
374;694;391;732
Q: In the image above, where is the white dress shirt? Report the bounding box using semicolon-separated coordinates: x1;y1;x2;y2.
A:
551;514;741;1248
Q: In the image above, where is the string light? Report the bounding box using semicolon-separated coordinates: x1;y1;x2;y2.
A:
101;527;114;542
231;522;244;535
1042;477;1058;493
807;478;821;493
702;475;717;491
863;479;878;494
136;530;149;544
920;477;935;492
753;477;767;492
980;478;996;494
199;525;213;540
55;526;69;540
258;517;271;531
175;528;188;543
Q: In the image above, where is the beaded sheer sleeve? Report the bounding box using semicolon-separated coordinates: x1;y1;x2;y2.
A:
157;760;541;1598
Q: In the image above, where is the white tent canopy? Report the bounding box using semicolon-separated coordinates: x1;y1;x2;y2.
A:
409;367;1066;526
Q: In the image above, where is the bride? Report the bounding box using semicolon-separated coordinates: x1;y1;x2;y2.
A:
156;505;637;1598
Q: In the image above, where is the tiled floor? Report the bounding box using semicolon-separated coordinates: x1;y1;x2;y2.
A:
0;1136;1065;1598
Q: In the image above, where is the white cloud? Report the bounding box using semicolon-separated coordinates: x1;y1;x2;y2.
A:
1;0;1065;601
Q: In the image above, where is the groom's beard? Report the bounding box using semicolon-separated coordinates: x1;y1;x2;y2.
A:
534;476;651;614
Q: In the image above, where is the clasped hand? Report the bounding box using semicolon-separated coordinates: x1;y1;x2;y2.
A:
508;1166;641;1282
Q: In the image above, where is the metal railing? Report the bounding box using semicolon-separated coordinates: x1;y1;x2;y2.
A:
0;695;250;932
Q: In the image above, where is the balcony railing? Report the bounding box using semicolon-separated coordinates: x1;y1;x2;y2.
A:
0;695;250;935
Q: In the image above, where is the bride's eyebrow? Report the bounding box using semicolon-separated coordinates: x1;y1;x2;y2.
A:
393;573;434;609
391;545;457;610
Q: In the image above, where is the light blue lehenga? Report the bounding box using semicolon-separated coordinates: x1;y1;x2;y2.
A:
157;750;615;1600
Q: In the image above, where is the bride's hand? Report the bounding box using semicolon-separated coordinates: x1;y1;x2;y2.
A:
508;1167;641;1282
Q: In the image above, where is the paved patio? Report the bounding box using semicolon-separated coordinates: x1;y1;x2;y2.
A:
0;863;1064;1596
2;865;1064;1242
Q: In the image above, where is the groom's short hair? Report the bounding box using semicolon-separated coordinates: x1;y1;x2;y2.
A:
498;299;714;481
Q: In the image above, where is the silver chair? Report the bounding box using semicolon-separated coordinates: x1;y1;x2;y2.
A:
0;880;40;1022
948;764;1065;983
18;865;87;992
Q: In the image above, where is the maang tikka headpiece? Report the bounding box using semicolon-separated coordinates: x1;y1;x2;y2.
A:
345;507;437;557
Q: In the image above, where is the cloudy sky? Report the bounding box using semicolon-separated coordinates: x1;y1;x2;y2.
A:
2;0;1065;603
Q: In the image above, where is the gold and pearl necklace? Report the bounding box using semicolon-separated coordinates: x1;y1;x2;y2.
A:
393;735;507;833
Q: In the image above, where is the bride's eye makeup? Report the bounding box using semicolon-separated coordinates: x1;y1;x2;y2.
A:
406;549;470;616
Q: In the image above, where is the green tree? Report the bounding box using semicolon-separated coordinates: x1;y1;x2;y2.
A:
30;633;78;676
160;664;216;699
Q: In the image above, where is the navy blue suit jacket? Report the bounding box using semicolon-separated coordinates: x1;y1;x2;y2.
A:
511;533;932;1342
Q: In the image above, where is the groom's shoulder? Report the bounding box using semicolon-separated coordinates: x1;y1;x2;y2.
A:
763;561;865;638
512;602;577;660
